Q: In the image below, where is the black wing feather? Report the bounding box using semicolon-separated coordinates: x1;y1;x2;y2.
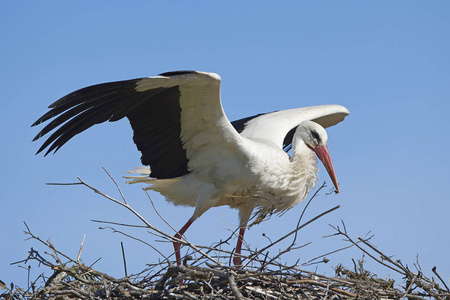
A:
33;75;295;179
33;79;188;179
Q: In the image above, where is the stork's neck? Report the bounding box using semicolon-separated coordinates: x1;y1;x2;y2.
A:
291;140;317;174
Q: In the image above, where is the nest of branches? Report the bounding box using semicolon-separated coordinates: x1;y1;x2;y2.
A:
3;171;449;300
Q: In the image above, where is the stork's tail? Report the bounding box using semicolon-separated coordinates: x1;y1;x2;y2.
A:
124;167;153;186
124;166;196;207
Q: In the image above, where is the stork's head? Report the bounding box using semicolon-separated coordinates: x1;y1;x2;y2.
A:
295;121;339;193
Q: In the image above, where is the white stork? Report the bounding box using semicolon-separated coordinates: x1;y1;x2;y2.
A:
32;71;349;266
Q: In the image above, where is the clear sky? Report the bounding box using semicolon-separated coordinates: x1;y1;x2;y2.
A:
1;1;449;288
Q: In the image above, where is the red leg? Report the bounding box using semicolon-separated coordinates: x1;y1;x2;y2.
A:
173;219;193;266
233;227;246;267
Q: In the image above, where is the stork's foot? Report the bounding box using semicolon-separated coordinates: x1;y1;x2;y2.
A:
233;255;243;268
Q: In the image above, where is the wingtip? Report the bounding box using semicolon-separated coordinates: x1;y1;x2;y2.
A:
43;147;56;157
31;115;49;127
32;133;41;142
31;119;41;128
35;147;44;156
338;105;350;116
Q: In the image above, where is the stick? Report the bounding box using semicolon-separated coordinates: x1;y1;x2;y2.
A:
245;205;340;267
121;242;128;277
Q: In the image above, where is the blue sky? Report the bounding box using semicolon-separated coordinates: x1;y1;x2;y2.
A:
1;1;449;288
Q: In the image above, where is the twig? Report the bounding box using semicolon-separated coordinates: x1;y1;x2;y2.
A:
20;222;76;264
91;219;148;228
76;176;223;267
357;236;409;274
402;276;416;299
77;235;85;263
260;183;327;268
99;226;169;262
432;266;450;292
143;189;178;234
121;242;128;277
87;256;102;269
303;241;356;265
245;205;340;267
330;222;406;276
102;167;128;205
227;271;245;300
293;182;327;245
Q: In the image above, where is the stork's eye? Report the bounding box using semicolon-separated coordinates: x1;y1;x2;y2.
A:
311;130;321;142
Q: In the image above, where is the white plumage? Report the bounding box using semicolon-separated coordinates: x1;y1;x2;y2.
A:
32;71;349;266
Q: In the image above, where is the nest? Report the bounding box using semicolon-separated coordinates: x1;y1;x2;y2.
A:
2;174;449;299
3;247;449;300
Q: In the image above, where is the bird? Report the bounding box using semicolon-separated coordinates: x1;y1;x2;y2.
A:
32;71;349;266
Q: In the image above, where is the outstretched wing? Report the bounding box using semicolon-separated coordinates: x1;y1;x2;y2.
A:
32;71;244;179
33;71;349;179
237;105;350;150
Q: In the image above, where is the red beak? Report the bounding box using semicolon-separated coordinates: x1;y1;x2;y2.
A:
311;145;339;193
